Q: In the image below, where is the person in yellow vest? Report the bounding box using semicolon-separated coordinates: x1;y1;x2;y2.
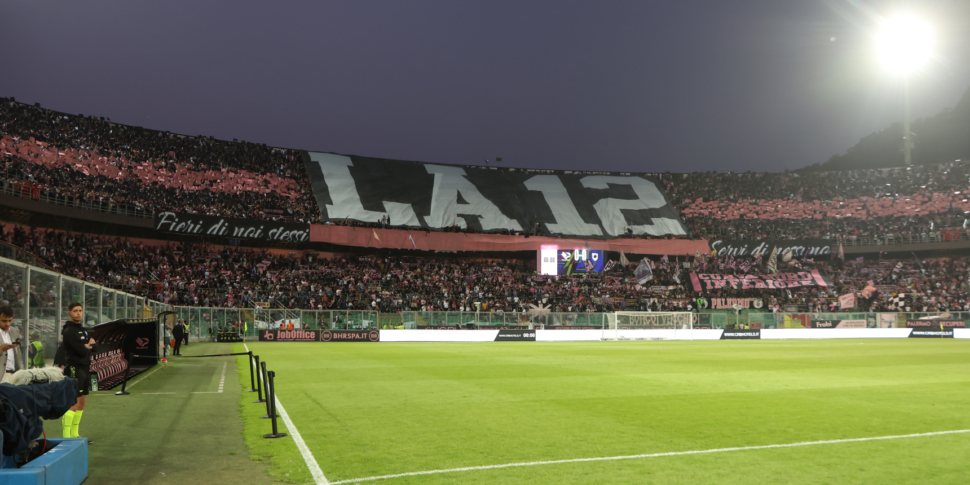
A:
28;331;44;368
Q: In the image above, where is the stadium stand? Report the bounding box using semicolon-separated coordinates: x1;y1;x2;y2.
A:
1;99;321;223
3;98;970;322
5;97;968;243
665;164;970;241
2;224;967;317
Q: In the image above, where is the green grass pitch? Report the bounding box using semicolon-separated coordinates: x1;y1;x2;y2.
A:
234;339;970;484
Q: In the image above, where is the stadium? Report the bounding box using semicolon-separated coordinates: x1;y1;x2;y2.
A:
1;3;970;484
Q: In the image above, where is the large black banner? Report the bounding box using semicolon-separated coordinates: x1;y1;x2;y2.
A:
304;152;686;238
709;239;835;258
154;212;310;242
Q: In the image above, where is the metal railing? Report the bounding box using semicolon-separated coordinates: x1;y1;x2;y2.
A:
700;227;969;246
0;254;171;369
0;241;54;269
1;181;155;219
170;307;381;340
401;311;611;328
747;311;967;329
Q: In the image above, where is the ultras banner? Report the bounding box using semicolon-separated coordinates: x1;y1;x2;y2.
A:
154;212;310;242
304;151;687;238
709;238;836;258
690;270;831;292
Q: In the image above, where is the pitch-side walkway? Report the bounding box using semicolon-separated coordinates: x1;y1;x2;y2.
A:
76;342;284;484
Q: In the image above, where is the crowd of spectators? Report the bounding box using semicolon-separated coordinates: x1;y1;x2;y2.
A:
1;99;321;222
2;226;967;319
663;162;970;241
4;97;970;243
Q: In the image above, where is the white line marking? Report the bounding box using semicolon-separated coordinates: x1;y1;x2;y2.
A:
190;362;229;393
142;392;176;395
218;361;227;393
244;344;329;485
123;364;164;391
329;429;970;484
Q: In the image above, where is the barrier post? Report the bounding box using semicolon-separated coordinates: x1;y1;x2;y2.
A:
114;353;137;396
260;361;276;419
252;354;265;403
247;351;257;392
263;370;287;439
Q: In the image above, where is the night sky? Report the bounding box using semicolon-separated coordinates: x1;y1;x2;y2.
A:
2;1;969;173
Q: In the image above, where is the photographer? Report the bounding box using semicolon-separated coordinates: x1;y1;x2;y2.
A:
0;305;24;384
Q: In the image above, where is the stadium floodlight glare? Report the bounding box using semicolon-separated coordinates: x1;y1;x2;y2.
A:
876;15;934;75
875;14;933;166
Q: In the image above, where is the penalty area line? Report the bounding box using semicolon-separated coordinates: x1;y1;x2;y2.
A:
244;344;330;485
329;429;970;484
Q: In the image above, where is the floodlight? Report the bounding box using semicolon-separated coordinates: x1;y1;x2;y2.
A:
876;15;933;74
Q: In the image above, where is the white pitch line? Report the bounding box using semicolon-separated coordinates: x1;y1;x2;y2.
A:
218;361;227;392
244;344;329;485
329;429;970;484
191;362;228;393
123;363;165;391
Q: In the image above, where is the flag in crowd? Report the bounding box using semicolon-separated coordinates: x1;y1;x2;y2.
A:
912;252;924;271
634;258;653;284
766;247;778;274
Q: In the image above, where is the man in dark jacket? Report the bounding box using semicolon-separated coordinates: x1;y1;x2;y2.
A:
61;302;96;440
172;320;184;355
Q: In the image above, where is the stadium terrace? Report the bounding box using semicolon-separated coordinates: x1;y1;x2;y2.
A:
2;95;970;484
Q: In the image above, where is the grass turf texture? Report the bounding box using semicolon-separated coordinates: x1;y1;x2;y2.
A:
77;342;283;484
235;339;970;484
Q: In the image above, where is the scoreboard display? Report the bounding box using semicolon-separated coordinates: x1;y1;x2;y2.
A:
537;246;604;275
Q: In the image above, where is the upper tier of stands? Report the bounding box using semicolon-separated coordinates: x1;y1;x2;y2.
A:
1;99;321;223
664;166;970;240
3;98;969;243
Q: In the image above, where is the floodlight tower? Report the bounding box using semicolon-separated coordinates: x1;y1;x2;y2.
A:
876;15;933;166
